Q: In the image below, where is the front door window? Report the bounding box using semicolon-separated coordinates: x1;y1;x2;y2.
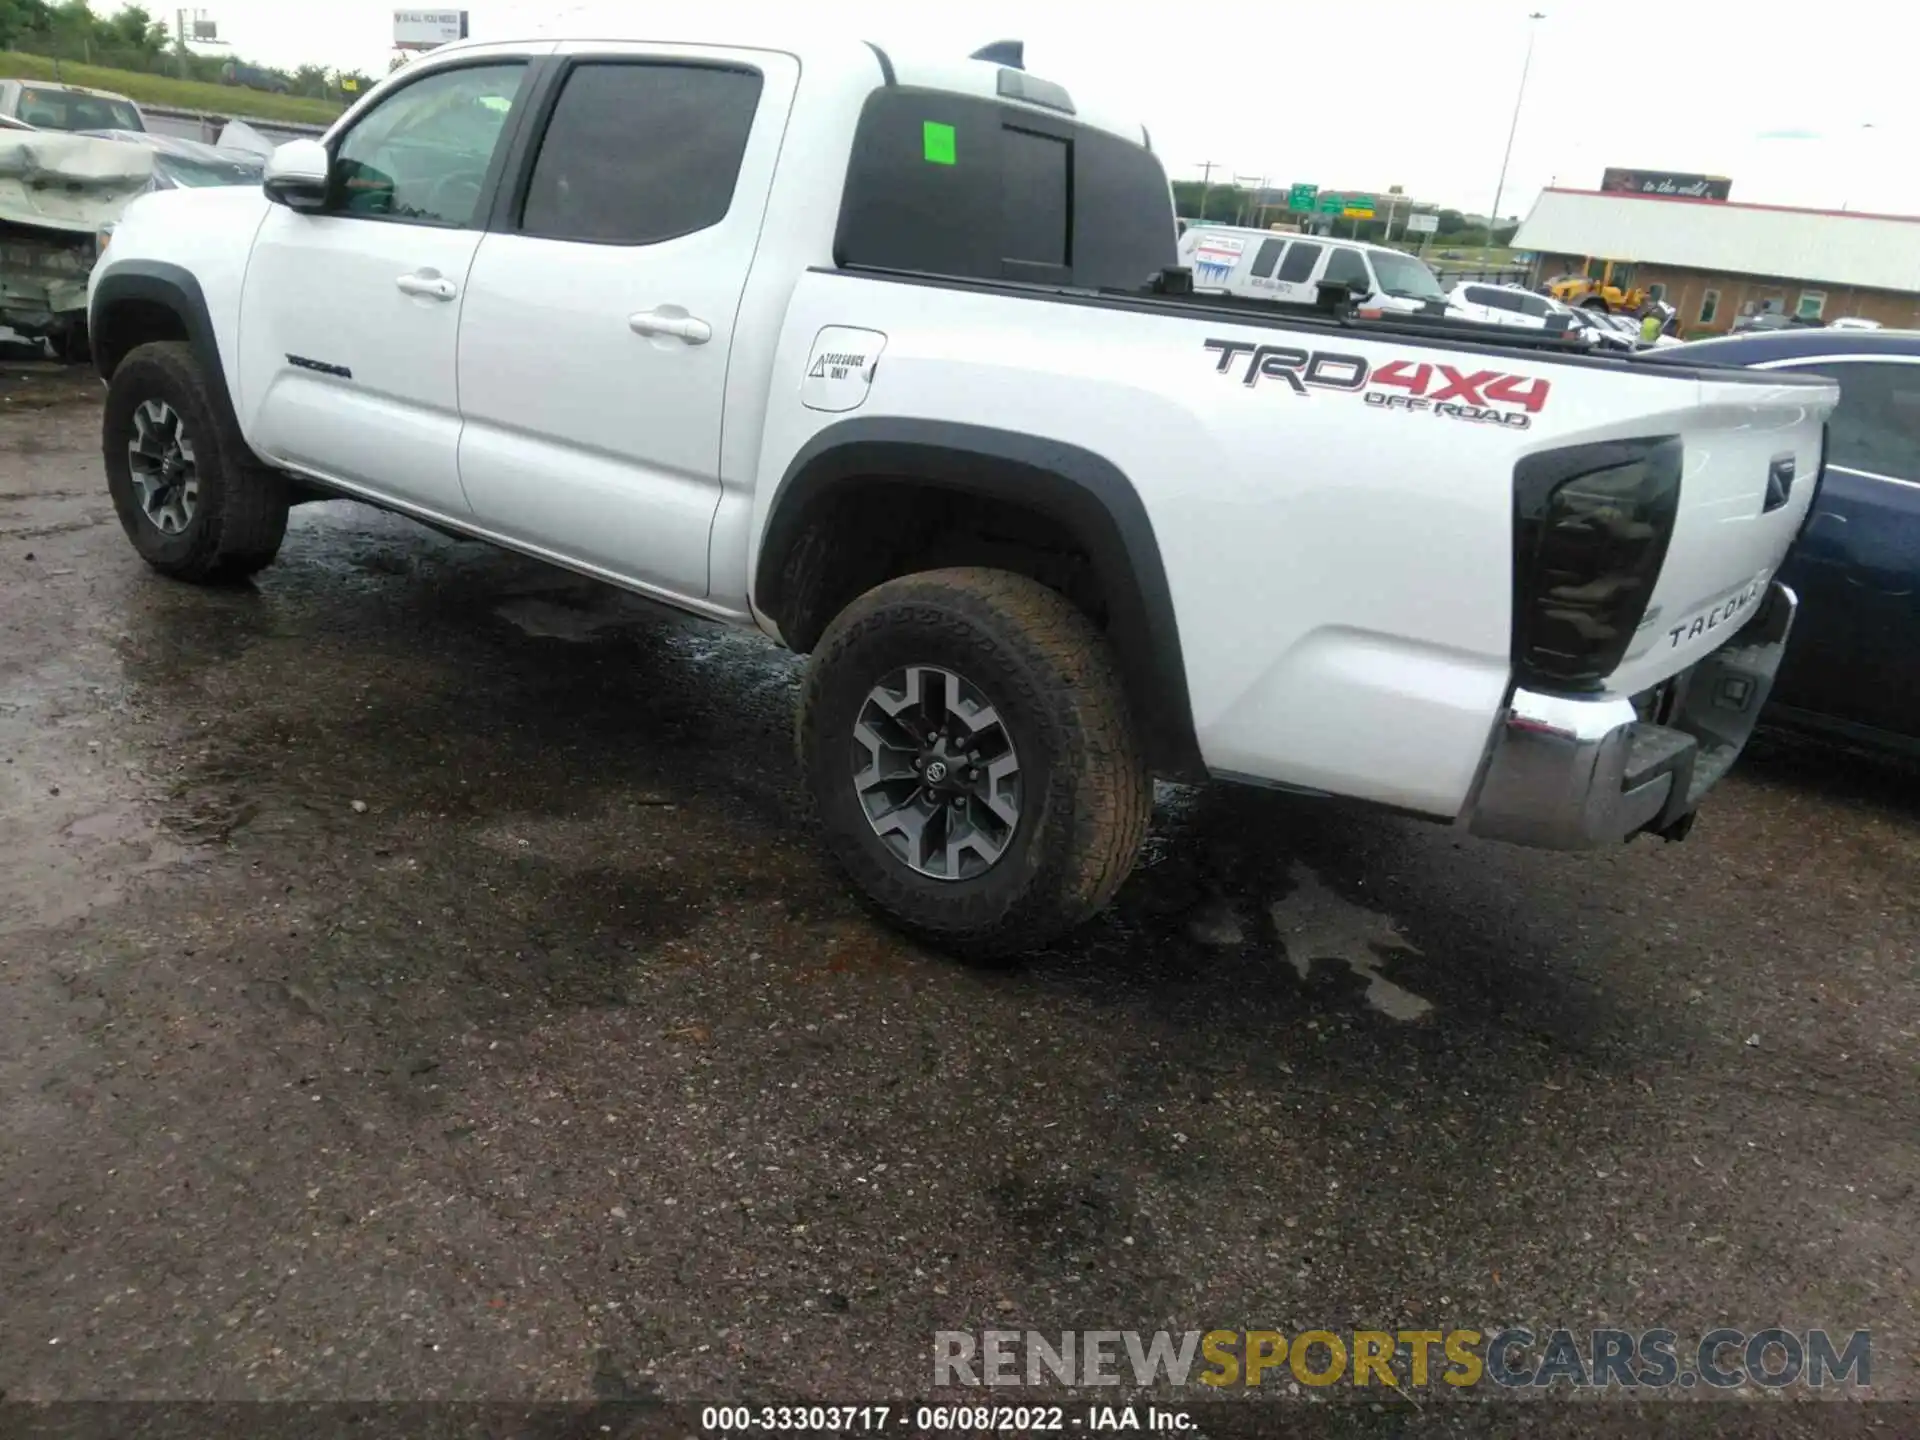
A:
332;62;527;227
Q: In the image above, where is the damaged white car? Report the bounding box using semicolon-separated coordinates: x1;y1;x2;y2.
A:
0;127;265;360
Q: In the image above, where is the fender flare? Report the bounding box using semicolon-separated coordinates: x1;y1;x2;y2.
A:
90;260;239;429
756;417;1204;780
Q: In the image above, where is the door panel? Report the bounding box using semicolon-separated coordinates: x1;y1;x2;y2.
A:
240;215;483;510
1769;358;1920;737
237;58;531;515
456;47;798;598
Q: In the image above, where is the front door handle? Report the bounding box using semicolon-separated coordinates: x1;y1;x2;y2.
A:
397;272;457;301
629;308;711;345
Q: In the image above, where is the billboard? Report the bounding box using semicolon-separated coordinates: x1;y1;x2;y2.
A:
1600;168;1732;201
394;9;468;49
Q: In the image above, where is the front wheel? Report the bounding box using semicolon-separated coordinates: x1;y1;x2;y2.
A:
102;341;289;583
1582;297;1611;313
798;568;1152;960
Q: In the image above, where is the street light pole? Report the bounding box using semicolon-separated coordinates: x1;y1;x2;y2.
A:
1485;11;1545;261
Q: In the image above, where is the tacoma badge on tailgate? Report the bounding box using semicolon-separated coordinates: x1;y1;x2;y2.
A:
1666;573;1769;649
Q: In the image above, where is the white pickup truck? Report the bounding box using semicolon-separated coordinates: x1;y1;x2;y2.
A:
88;25;1837;956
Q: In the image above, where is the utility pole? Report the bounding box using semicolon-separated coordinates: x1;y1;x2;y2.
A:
1486;11;1546;262
1194;160;1220;223
177;8;190;79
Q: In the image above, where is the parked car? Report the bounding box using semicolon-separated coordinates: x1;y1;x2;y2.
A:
89;27;1835;955
1731;312;1822;334
1650;329;1920;751
1449;280;1572;331
1568;307;1644;351
1447;282;1635;345
1458;286;1678;352
0;127;263;360
221;61;292;94
76;129;266;190
0;79;144;133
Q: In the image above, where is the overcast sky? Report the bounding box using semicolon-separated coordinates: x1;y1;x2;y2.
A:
169;0;1916;217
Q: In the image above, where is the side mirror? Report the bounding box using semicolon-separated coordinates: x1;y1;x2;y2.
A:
263;138;330;212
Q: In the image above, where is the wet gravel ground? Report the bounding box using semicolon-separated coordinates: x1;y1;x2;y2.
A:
2;365;1916;1426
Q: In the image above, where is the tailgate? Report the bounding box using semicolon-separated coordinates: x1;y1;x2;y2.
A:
1606;370;1837;695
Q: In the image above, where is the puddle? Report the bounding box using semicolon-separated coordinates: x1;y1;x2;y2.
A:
1268;860;1435;1021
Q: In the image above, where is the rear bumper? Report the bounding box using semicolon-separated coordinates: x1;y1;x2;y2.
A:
1463;582;1797;850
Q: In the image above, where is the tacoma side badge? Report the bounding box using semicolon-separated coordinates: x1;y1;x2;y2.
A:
801;327;886;413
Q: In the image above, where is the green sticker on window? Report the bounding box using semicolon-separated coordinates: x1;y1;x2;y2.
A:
923;121;956;165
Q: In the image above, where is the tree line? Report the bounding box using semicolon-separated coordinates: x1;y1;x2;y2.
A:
1170;180;1521;248
0;0;371;99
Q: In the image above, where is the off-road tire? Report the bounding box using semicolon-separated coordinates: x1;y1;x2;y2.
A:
798;567;1152;960
103;341;289;583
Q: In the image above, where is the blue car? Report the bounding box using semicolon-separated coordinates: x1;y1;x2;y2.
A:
1650;329;1920;752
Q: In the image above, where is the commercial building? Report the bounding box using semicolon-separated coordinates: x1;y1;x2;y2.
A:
1513;188;1920;333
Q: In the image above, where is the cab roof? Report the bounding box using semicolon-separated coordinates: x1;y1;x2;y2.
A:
417;23;1154;151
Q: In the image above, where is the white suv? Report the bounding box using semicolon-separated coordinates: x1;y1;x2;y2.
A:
1451;282;1571;330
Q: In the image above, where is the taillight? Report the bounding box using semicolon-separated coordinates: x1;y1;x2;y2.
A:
1511;436;1683;692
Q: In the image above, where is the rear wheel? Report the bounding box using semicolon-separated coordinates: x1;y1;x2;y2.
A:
103;341;289;584
798;568;1152;960
1582;297;1611;313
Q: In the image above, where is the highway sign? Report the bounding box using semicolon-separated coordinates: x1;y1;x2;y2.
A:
1407;212;1439;234
1288;183;1318;211
1343;194;1376;218
1317;192;1345;214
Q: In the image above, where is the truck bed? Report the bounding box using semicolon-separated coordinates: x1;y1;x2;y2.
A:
757;264;1835;816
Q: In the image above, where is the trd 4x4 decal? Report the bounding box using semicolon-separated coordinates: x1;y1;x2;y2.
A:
1203;339;1552;429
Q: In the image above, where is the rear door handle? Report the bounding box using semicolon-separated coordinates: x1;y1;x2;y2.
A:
397;272;457;301
629;308;711;345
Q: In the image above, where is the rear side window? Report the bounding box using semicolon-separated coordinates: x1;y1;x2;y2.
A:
1276;242;1320;283
1323;248;1370;289
521;62;763;245
835;85;1176;290
1251;238;1285;279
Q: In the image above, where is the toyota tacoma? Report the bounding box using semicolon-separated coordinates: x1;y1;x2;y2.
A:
88;26;1837;955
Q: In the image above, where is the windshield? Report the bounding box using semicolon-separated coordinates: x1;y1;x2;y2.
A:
16;88;141;132
1370;250;1446;301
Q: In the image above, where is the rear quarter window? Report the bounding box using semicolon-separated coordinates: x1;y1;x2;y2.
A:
834;86;1176;291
